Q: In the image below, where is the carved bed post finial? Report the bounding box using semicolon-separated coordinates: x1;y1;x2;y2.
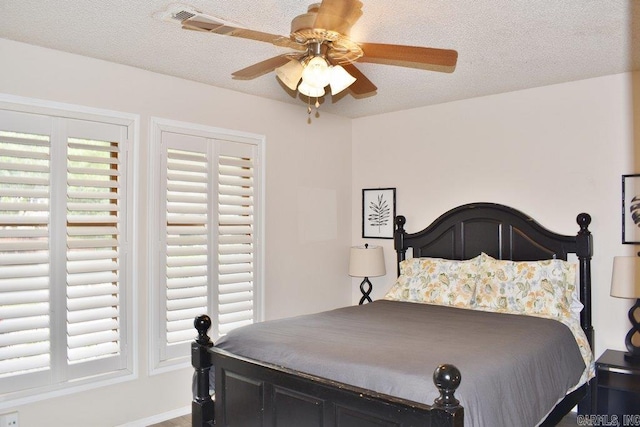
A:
394;216;407;277
195;314;213;346
433;364;462;408
576;212;592;235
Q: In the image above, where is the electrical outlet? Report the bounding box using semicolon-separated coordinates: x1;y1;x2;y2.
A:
0;412;18;427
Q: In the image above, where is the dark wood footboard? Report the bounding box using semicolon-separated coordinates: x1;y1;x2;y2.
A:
192;314;464;427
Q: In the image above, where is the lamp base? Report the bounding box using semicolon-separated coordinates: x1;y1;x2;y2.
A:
623;298;640;364
359;277;372;305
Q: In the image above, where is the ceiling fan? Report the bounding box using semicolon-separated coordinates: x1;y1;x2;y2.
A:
181;0;457;104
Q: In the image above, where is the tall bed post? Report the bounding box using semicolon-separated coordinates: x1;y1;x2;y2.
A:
575;213;594;415
192;315;214;427
394;215;407;276
575;213;594;349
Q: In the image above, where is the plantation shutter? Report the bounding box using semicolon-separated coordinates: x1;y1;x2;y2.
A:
217;142;256;336
0;110;52;393
160;132;210;362
0;107;132;396
153;124;262;368
64;119;129;379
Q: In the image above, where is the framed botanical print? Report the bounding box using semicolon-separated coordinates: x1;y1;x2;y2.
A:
362;188;396;239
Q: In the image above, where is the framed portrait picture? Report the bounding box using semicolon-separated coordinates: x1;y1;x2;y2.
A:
362;188;396;239
623;174;640;244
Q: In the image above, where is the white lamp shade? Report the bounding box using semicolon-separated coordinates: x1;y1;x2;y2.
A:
329;65;356;95
301;56;331;88
349;245;386;278
275;60;304;91
611;256;640;298
298;81;325;97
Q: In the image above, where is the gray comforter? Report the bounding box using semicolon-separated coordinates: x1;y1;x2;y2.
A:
215;300;585;427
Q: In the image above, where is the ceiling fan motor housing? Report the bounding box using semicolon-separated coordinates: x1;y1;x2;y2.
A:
291;3;356;46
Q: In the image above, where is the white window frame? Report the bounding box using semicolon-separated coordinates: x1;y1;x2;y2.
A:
0;94;138;408
148;117;264;374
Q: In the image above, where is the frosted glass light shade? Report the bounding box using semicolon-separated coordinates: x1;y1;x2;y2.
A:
349;245;385;278
298;81;325;98
301;56;331;89
329;65;356;95
611;256;640;298
275;60;304;91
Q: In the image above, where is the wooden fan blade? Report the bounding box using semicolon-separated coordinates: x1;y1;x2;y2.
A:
358;43;458;72
341;63;377;95
183;16;305;51
314;0;363;34
232;55;292;80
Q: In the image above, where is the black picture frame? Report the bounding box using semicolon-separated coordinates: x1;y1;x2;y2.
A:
622;174;640;244
362;188;396;239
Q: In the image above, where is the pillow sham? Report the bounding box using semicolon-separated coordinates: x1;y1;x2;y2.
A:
474;255;576;320
383;255;481;308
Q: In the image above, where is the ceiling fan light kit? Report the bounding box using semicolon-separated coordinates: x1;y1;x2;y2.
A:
275;48;358;99
181;0;458;113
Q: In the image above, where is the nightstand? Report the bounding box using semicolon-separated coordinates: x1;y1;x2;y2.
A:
595;349;640;416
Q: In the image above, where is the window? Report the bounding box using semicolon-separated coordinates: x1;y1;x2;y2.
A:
0;100;135;402
150;118;263;371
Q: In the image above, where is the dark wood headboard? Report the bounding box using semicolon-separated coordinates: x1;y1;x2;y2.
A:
393;202;594;348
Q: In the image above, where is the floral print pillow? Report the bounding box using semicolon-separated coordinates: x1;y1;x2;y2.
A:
474;256;576;320
383;255;481;308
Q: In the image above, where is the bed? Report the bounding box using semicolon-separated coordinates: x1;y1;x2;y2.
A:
191;202;595;426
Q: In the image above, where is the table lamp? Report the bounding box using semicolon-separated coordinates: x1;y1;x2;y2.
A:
349;244;386;305
610;256;640;363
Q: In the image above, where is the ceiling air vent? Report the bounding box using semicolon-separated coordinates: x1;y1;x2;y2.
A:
156;4;200;23
172;9;196;22
156;4;244;30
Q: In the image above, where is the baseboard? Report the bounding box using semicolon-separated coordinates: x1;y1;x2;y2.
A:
115;405;190;427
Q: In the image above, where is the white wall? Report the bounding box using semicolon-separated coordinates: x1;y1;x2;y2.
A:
351;72;638;358
0;38;353;426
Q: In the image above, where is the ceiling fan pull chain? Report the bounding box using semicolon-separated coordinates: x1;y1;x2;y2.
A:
306;97;313;124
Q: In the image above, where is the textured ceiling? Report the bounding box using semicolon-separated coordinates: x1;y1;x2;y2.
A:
0;0;638;118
